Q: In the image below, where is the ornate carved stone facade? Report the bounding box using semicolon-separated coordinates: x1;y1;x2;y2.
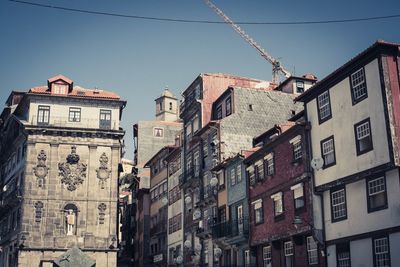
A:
0;75;125;267
96;152;111;189
58;145;87;191
33;150;48;188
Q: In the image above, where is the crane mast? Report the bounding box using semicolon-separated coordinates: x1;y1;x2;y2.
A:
204;0;291;84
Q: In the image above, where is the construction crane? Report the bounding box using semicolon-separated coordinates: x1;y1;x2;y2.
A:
204;0;291;84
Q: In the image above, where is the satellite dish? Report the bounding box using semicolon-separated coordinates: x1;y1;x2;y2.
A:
3;185;7;192
311;158;324;171
161;197;168;205
193;209;201;219
184;196;192;204
194;243;202;252
175;255;183;264
210;177;218;187
184;240;192;248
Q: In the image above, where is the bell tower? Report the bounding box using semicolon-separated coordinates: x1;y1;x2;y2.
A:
155;87;179;122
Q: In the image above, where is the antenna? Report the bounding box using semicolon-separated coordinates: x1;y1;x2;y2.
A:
204;0;291;84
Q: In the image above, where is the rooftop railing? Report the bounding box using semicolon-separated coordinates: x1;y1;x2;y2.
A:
29;116;119;130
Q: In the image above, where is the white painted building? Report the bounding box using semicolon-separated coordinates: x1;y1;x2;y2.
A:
297;41;400;266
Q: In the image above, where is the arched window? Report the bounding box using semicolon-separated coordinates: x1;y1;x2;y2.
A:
64;204;78;236
169;102;173;111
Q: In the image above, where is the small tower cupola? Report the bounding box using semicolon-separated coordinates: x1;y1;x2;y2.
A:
47;74;73;95
155;86;179;122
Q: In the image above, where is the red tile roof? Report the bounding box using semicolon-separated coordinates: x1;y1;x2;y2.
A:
26;75;122;100
48;74;73;84
29;86;121;100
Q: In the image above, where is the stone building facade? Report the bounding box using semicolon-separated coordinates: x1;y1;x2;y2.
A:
0;75;125;267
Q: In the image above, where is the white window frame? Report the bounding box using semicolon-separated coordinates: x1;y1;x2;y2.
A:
265;153;274;176
236;164;242;183
291;183;304;210
263;246;272;267
307;236;318;265
317;91;331;121
350;67;367;102
271;192;283;216
322;137;335;167
252;199;263;224
331;188;347;221
374;237;390;267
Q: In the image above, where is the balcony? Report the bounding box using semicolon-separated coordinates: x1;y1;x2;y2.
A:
150;221;167;236
211;217;249;240
182;165;201;189
196;217;217;238
29;116;119;131
0;188;22;216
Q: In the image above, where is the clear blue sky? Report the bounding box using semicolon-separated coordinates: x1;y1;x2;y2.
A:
1;0;400;159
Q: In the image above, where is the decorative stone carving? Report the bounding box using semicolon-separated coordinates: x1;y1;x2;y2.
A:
96;152;111;189
34;201;44;223
98;203;107;224
33;150;49;188
58;146;87;191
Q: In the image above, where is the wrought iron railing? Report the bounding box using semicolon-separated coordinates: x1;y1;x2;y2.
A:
211;217;249;238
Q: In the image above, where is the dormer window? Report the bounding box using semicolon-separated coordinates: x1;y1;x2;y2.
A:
53;83;68;94
47;75;73;95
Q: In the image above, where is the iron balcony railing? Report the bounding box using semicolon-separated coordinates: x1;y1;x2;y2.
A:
150;220;167;235
211;217;249;239
30;116;119;130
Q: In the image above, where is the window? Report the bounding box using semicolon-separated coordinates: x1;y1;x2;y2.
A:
194;151;200;177
336;243;351;267
203;142;208;158
153;127;164;138
256;161;264;181
37;105;50;125
236;165;242;183
331;186;347;222
53;83;67;94
271;192;283;217
284;241;294;267
216;105;222;119
68;107;81;122
217;172;225;188
265;154;274;176
350;67;367;104
354;118;373;155
373;237;390;267
367;176;387;212
296;81;304;94
230;167;236;186
169;102;173;111
293;141;302;161
321;136;336;168
317;91;332;123
291;183;305;210
193;116;199;133
253;199;263;224
226;97;232;116
248;104;253;111
99;109;112;129
244;250;250;267
263;246;272;267
247;167;255;186
307;236;318;265
168;213;182;234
